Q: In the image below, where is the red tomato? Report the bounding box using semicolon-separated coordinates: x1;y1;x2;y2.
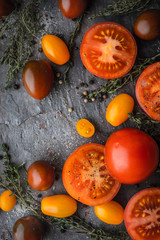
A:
105;128;159;184
124;188;160;240
58;0;88;19
27;161;55;191
62;143;121;206
80;22;137;79
0;0;14;19
23;60;54;100
136;62;160;121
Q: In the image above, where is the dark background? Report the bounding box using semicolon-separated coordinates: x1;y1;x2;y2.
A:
0;0;160;239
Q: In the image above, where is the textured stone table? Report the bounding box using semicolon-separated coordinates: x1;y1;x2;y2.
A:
0;0;160;239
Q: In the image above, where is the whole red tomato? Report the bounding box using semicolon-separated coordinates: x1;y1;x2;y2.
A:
105;128;159;184
13;216;44;240
27;161;55;191
23;60;54;100
0;0;14;19
58;0;88;19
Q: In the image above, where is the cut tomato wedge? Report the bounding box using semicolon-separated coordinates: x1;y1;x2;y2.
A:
80;22;137;79
136;62;160;121
62;143;121;206
124;188;160;240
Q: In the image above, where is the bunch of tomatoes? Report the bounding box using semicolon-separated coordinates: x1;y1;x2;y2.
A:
1;0;160;240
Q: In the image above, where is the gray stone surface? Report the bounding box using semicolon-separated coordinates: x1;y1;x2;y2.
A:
0;0;160;239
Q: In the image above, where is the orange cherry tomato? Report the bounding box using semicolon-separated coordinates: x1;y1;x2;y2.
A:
41;195;77;218
106;93;134;126
27;161;55;191
94;200;124;225
76;119;95;138
42;35;70;65
0;0;14;19
0;190;16;211
23;60;54;100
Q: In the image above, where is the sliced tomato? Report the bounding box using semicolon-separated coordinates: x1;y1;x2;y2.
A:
62;143;121;206
124;188;160;240
136;62;160;121
80;22;137;79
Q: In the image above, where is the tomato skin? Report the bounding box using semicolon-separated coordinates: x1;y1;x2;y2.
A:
80;22;137;79
136;62;160;122
0;190;16;211
62;143;121;206
106;93;134;126
94;200;124;225
41;195;77;218
134;9;160;40
42;35;70;65
124;188;160;240
23;60;53;100
0;0;14;19
58;0;88;19
27;160;55;191
105;128;159;184
76;119;95;138
13;216;44;240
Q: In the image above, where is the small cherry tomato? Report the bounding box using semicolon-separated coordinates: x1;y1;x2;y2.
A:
0;190;16;211
136;62;160;121
58;0;88;19
76;119;95;138
105;128;159;184
41;35;70;65
13;216;44;240
134;9;160;40
94;200;124;225
41;194;77;218
124;188;160;240
23;60;53;100
80;22;137;79
0;0;14;19
27;160;55;191
106;93;134;126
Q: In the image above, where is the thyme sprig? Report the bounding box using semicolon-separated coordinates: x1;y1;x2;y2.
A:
0;0;43;89
89;0;152;20
63;15;84;84
0;144;130;240
87;53;160;100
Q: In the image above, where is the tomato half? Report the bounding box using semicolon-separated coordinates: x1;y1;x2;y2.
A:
105;128;159;184
124;188;160;240
80;22;137;79
136;62;160;121
62;143;121;206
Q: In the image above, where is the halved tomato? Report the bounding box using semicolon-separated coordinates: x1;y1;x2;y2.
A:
62;143;121;206
80;22;137;79
136;62;160;121
124;188;160;240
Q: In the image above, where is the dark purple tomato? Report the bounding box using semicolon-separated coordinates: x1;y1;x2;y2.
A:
58;0;88;19
13;216;44;240
0;0;14;19
134;9;160;40
23;60;54;100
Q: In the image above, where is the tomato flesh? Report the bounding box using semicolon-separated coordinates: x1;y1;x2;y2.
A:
136;62;160;121
62;143;121;206
124;188;160;240
80;22;137;79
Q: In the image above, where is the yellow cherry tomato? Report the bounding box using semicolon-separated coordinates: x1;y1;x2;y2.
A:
41;194;77;218
106;93;134;126
0;190;16;211
76;119;95;138
94;201;124;225
41;35;70;65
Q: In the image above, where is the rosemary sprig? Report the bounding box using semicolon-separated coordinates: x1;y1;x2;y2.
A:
0;0;43;89
87;53;160;100
89;0;152;20
63;14;84;84
0;144;130;240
